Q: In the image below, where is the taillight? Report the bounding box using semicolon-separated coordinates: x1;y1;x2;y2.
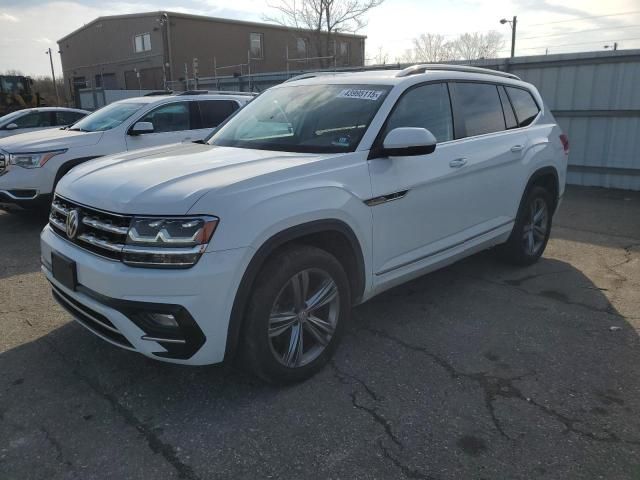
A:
559;134;569;155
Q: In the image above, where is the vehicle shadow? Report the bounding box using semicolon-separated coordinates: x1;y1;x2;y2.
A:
2;248;639;479
0;208;48;280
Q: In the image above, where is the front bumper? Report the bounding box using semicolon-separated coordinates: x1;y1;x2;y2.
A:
0;164;49;207
41;224;252;365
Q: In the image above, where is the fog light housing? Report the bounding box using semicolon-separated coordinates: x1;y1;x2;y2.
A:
131;311;180;330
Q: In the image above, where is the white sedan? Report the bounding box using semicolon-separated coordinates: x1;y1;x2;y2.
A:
0;107;89;139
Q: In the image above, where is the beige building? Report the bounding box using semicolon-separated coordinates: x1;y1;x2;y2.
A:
57;11;366;94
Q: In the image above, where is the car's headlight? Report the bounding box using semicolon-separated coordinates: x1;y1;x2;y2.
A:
9;149;68;169
122;216;219;268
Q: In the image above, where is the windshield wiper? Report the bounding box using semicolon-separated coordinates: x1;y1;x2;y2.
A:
68;127;88;132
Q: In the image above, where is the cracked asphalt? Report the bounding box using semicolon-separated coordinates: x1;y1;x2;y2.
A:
1;185;640;480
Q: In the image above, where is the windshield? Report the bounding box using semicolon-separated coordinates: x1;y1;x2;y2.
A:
70;102;145;132
209;84;391;153
0;110;24;126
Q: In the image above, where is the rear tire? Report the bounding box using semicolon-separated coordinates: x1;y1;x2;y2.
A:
498;185;553;266
240;245;351;384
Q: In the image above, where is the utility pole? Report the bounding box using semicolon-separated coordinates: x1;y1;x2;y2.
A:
45;48;60;105
510;16;517;58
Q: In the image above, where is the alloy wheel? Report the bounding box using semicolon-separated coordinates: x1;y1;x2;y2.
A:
268;268;340;368
522;197;548;255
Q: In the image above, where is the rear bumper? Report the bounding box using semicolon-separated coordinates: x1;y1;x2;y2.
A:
41;224;252;365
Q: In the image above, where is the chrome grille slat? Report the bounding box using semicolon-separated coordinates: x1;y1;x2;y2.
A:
82;216;129;235
49;195;131;260
77;233;125;253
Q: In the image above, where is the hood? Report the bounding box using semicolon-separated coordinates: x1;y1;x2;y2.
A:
57;143;329;215
0;128;103;152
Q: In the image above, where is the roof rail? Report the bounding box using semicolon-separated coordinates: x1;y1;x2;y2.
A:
175;90;257;96
396;64;520;80
285;72;346;83
144;90;173;96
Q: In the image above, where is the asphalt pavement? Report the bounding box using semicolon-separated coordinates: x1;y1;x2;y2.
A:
1;185;639;479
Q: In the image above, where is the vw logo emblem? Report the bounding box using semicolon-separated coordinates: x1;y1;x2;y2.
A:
66;209;81;239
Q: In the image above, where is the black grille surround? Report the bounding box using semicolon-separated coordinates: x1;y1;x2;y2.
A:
49;195;132;261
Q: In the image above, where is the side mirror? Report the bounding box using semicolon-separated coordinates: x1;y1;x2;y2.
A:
5;123;18;131
382;127;437;157
129;121;154;135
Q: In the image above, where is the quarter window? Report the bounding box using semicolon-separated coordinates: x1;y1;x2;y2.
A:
250;33;264;59
506;87;540;127
498;86;518;129
384;83;454;143
134;33;151;53
453;83;505;137
198;100;239;128
139;102;191;133
55;111;85;126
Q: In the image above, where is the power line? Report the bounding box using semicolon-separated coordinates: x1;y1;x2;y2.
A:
498;36;640;53
519;24;640;41
524;10;640;27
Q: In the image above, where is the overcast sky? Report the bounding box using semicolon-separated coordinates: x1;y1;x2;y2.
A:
1;0;639;77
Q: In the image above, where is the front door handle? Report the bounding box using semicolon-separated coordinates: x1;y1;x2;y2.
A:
449;158;467;168
511;145;524;153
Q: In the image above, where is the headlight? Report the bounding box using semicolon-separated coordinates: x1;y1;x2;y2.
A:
9;149;68;169
122;216;219;268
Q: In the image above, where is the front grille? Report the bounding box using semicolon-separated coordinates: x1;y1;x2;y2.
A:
0;152;7;175
49;195;131;260
52;285;134;349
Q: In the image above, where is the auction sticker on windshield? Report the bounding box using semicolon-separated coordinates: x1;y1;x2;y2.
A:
338;89;385;101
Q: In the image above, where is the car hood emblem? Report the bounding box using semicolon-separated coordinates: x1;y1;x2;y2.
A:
66;209;81;239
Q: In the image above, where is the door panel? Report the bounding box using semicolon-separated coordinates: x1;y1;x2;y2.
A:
368;81;527;276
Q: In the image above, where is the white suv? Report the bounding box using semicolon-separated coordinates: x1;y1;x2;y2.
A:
0;92;253;209
40;65;569;383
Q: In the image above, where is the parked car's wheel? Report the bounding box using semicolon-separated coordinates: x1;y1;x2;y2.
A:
241;245;350;384
499;185;553;265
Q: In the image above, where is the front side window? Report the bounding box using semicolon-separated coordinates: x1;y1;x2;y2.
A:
198;100;239;129
140;102;191;133
210;84;391;153
13;112;52;128
453;82;506;137
383;83;453;143
134;33;151;53
250;33;264;59
70;102;145;132
506;86;540;127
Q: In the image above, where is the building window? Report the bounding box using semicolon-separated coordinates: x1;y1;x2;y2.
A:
296;37;307;57
339;41;350;58
134;33;151;53
250;32;264;59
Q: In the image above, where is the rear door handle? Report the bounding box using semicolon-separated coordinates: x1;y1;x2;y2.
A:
449;158;467;168
510;145;524;153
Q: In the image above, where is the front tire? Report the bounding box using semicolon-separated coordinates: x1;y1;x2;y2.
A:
240;245;351;384
499;185;553;266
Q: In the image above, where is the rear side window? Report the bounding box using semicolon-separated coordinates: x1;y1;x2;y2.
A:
198;100;239;129
506;87;540;127
140;102;191;132
452;83;505;137
55;111;85;126
498;86;518;129
383;82;453;143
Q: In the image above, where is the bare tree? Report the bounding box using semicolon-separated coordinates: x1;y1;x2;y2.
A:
265;0;384;65
402;30;505;63
452;31;504;60
409;33;455;63
372;45;389;64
